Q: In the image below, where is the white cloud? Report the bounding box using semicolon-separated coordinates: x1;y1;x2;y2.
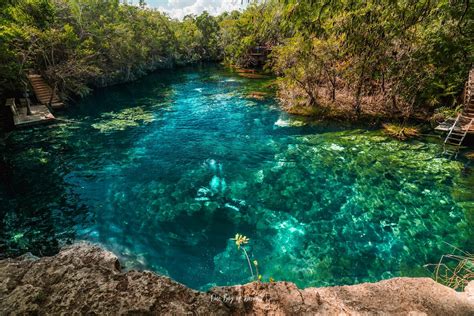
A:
145;0;248;19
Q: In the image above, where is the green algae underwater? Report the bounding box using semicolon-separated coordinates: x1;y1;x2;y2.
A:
1;65;473;290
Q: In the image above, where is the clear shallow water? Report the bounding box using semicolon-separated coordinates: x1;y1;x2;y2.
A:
1;65;473;290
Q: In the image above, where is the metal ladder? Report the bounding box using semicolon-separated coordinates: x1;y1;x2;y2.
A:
443;69;474;158
443;114;473;158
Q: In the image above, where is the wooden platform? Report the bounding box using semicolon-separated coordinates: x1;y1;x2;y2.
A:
6;98;55;128
436;119;474;133
28;74;64;109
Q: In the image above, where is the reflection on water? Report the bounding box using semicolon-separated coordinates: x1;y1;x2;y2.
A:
1;65;473;290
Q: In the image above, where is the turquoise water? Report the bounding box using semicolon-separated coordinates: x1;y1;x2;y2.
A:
1;65;473;290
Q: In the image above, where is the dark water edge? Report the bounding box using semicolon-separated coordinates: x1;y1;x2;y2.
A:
0;64;473;290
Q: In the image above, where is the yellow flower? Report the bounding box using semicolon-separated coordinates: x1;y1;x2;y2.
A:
253;260;258;266
269;277;275;283
232;233;249;249
258;274;262;281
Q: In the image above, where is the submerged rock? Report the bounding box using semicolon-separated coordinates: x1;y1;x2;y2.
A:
274;117;306;127
0;243;473;315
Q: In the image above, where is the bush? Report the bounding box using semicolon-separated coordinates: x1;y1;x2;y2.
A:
382;123;420;140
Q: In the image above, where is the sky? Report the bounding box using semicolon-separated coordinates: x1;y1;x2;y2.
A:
144;0;249;19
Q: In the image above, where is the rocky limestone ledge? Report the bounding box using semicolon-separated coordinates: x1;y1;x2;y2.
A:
1;243;473;315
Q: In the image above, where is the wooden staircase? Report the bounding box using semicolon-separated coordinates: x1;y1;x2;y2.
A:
443;69;474;158
27;74;64;109
249;45;272;66
463;69;474;121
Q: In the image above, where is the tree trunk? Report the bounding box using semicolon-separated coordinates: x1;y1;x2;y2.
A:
391;95;398;115
354;73;364;117
381;71;385;93
330;75;336;102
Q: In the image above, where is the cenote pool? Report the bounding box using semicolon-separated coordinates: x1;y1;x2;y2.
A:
1;65;473;290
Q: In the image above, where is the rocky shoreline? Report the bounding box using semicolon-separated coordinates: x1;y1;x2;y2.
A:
1;243;473;315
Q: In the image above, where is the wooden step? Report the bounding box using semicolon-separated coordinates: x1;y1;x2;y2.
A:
36;92;57;97
31;82;49;86
35;90;51;94
36;94;54;99
27;74;63;108
36;94;55;98
36;92;54;96
37;97;58;101
31;85;48;90
33;87;52;91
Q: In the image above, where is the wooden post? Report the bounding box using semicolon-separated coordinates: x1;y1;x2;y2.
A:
23;87;32;116
48;82;56;109
21;79;32;115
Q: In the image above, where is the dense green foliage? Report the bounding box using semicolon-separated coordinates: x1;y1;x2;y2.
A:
0;0;222;98
1;0;472;119
222;0;473;119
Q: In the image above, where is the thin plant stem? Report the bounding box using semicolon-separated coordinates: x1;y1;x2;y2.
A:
241;247;254;278
254;263;260;281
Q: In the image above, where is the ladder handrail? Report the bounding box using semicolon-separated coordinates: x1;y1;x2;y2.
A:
444;113;461;144
461;118;473;143
456;117;473;159
465;80;472;106
465;69;473;107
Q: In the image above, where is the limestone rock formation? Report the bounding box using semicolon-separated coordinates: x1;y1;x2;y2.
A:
1;243;473;315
